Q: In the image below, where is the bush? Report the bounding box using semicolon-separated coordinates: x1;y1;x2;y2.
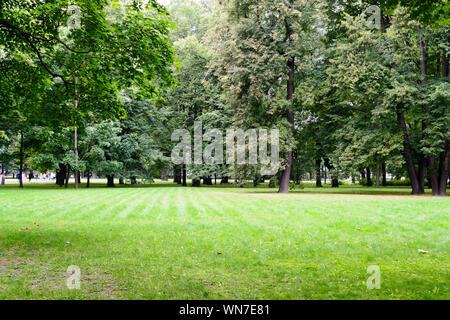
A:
359;178;414;187
385;179;412;187
358;178;373;186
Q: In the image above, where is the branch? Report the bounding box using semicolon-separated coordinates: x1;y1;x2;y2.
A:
0;19;90;54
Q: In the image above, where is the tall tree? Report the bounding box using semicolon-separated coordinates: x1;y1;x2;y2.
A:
209;0;324;192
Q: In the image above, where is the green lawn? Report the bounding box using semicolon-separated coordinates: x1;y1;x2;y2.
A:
0;183;449;300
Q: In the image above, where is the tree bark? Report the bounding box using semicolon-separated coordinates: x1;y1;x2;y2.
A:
397;111;422;194
438;142;449;196
418;155;426;193
382;162;387;187
182;164;187;187
375;159;380;189
220;176;229;184
19;131;23;188
192;179;200;187
279;55;295;193
173;165;180;184
203;177;212;185
324;158;339;188
56;163;66;187
73;76;79;190
315;158;322;188
428;158;439;195
0;166;5;185
437;47;449;196
86;172;91;188
107;175;115;188
366;167;372;187
64;165;70;188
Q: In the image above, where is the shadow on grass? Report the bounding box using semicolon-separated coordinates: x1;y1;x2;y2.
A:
0;228;100;252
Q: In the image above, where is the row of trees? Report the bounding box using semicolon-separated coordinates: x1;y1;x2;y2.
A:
164;0;449;196
0;0;449;196
1;0;175;187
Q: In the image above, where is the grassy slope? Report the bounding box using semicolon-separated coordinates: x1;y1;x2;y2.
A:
0;184;448;300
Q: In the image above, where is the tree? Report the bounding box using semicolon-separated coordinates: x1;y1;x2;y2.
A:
208;0;324;192
325;3;449;195
1;0;176;188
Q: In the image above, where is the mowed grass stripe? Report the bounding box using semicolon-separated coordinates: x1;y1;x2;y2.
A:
0;185;448;299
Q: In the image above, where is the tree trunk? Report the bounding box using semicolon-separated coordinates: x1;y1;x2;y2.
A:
436;48;449;196
74;127;79;189
366;167;372;187
86;172;91;188
119;178;124;185
375;159;380;189
65;165;70;188
174;165;180;184
56;163;66;187
107;175;115;188
192;179;200;187
203;177;212;185
73;76;79;190
0;166;5;185
324;158;339;188
19;131;24;188
382;162;387;187
278;54;295;193
220;176;229;184
428;157;439;195
315;158;322;188
419;38;431;195
418;155;426;193
438;142;449;196
397;111;422;194
130;177;137;185
182;164;187;187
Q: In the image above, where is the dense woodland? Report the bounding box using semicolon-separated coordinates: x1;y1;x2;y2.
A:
0;0;449;195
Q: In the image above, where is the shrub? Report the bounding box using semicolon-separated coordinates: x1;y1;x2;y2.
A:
385;179;412;187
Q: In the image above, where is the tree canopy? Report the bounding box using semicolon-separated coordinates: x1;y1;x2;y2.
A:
0;0;448;195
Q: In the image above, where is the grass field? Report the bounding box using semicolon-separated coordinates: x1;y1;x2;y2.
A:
0;183;449;300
